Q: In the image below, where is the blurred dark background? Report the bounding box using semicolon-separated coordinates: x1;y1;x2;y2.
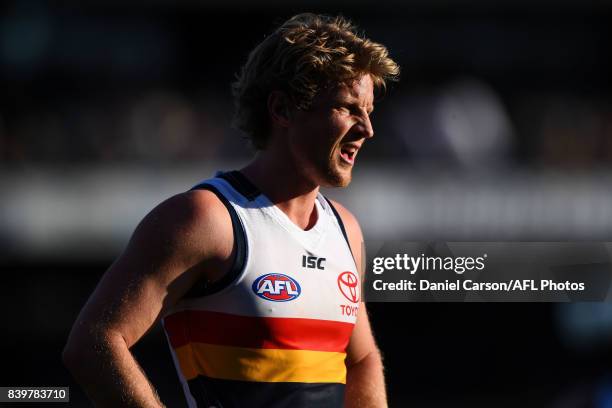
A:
2;1;612;407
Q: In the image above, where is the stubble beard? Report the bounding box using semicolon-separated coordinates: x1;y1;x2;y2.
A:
319;152;352;188
294;140;353;188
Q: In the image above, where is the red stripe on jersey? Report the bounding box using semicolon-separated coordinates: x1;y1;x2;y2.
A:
164;310;354;352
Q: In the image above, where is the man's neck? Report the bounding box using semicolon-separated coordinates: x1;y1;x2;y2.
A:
240;150;320;231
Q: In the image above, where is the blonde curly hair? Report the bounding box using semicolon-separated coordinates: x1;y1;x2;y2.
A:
232;13;400;149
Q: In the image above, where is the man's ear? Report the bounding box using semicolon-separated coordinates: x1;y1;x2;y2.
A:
267;91;292;127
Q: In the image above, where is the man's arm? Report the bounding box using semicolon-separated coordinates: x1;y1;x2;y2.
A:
331;200;388;408
62;190;233;407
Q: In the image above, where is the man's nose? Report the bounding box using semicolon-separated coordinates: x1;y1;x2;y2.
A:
357;114;374;139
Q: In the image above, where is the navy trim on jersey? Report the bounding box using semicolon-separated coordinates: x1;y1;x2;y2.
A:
186;375;345;408
218;170;260;201
187;375;223;407
323;197;352;258
183;184;247;297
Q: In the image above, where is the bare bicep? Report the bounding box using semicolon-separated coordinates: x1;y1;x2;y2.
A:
71;191;232;347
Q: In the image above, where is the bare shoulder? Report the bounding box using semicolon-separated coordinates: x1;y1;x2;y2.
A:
109;187;235;296
127;188;233;263
145;189;231;236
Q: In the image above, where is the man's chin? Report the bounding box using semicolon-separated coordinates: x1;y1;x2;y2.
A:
321;168;352;188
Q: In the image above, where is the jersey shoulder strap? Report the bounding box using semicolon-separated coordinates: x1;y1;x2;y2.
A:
323;196;353;257
183;173;249;297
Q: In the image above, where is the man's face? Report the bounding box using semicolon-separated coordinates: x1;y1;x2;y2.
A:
288;74;375;188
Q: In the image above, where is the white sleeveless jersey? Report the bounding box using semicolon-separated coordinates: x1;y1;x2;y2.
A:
162;171;361;408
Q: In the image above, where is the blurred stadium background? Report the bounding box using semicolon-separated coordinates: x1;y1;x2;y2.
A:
2;1;612;406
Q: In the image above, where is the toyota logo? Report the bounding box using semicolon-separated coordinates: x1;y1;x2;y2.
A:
337;271;360;303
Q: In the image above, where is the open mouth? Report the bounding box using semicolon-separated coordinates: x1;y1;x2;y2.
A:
340;145;358;165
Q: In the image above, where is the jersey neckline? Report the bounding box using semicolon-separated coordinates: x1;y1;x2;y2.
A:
217;170;330;250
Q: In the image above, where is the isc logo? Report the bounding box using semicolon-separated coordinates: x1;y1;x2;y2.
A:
302;255;326;270
252;273;301;302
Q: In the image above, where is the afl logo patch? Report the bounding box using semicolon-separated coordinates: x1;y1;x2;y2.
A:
338;271;360;303
252;273;301;302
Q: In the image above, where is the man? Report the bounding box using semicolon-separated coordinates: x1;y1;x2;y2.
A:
63;13;399;407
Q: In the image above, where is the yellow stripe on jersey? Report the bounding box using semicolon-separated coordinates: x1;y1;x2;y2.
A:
174;343;347;384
